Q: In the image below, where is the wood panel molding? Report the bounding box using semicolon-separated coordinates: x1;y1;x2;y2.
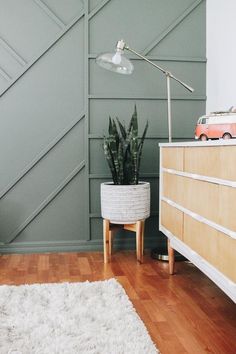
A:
0;11;85;97
0;66;11;81
0;235;158;253
0;36;27;66
88;0;112;20
0;113;85;200
33;0;66;29
88;94;206;100
143;0;204;55
5;160;85;244
0;0;206;252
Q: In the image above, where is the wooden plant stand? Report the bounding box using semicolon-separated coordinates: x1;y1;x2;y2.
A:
103;219;145;264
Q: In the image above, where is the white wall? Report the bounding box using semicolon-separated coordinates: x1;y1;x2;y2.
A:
207;0;236;113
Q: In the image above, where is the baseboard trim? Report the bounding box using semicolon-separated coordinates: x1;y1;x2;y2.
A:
0;237;160;254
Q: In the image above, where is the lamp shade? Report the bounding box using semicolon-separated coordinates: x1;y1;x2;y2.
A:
96;49;133;75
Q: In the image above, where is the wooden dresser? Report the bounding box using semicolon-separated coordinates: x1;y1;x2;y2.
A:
159;140;236;303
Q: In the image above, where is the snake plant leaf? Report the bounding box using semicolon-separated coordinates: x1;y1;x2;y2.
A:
140;120;149;146
137;121;149;177
124;147;132;184
109;142;119;184
104;138;118;184
128;104;138;138
106;119;120;184
103;105;148;185
116;117;127;140
117;142;124;185
111;119;119;149
128;104;136;134
130;135;139;184
108;116;113;135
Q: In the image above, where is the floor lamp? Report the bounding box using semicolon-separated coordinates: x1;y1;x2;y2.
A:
96;39;194;259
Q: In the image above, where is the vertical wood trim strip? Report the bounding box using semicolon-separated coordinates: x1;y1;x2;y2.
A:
84;0;90;241
159;147;163;231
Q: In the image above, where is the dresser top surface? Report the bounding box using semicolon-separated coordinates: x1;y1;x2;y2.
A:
159;140;236;148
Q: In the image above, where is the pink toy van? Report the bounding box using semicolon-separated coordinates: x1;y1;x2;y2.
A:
195;108;236;141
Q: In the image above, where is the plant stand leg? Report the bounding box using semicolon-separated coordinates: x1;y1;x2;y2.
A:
140;220;145;263
108;229;113;259
168;238;175;274
136;221;142;263
103;219;110;263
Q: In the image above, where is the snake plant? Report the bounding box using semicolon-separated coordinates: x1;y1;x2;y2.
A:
103;105;148;185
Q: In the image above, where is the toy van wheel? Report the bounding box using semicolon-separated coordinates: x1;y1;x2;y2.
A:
222;133;232;140
199;134;208;141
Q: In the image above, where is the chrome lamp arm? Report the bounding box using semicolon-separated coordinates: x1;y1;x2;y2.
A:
96;39;194;142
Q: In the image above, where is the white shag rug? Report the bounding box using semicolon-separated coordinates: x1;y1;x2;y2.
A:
0;278;159;354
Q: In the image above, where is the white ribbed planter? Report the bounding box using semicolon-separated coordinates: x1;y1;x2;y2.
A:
101;182;150;224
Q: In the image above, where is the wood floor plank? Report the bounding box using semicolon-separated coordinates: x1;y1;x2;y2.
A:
77;257;92;275
0;250;235;354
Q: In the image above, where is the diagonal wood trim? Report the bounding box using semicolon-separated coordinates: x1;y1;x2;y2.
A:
143;0;204;55
0;10;85;97
0;36;27;66
4;160;86;244
0;66;12;81
0;112;85;200
88;0;111;20
33;0;66;29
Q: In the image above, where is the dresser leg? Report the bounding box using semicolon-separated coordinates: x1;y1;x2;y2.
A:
168;239;175;275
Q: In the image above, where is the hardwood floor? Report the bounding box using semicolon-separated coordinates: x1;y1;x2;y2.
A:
0;250;235;354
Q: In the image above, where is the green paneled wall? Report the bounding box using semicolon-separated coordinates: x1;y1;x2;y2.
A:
0;0;206;253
